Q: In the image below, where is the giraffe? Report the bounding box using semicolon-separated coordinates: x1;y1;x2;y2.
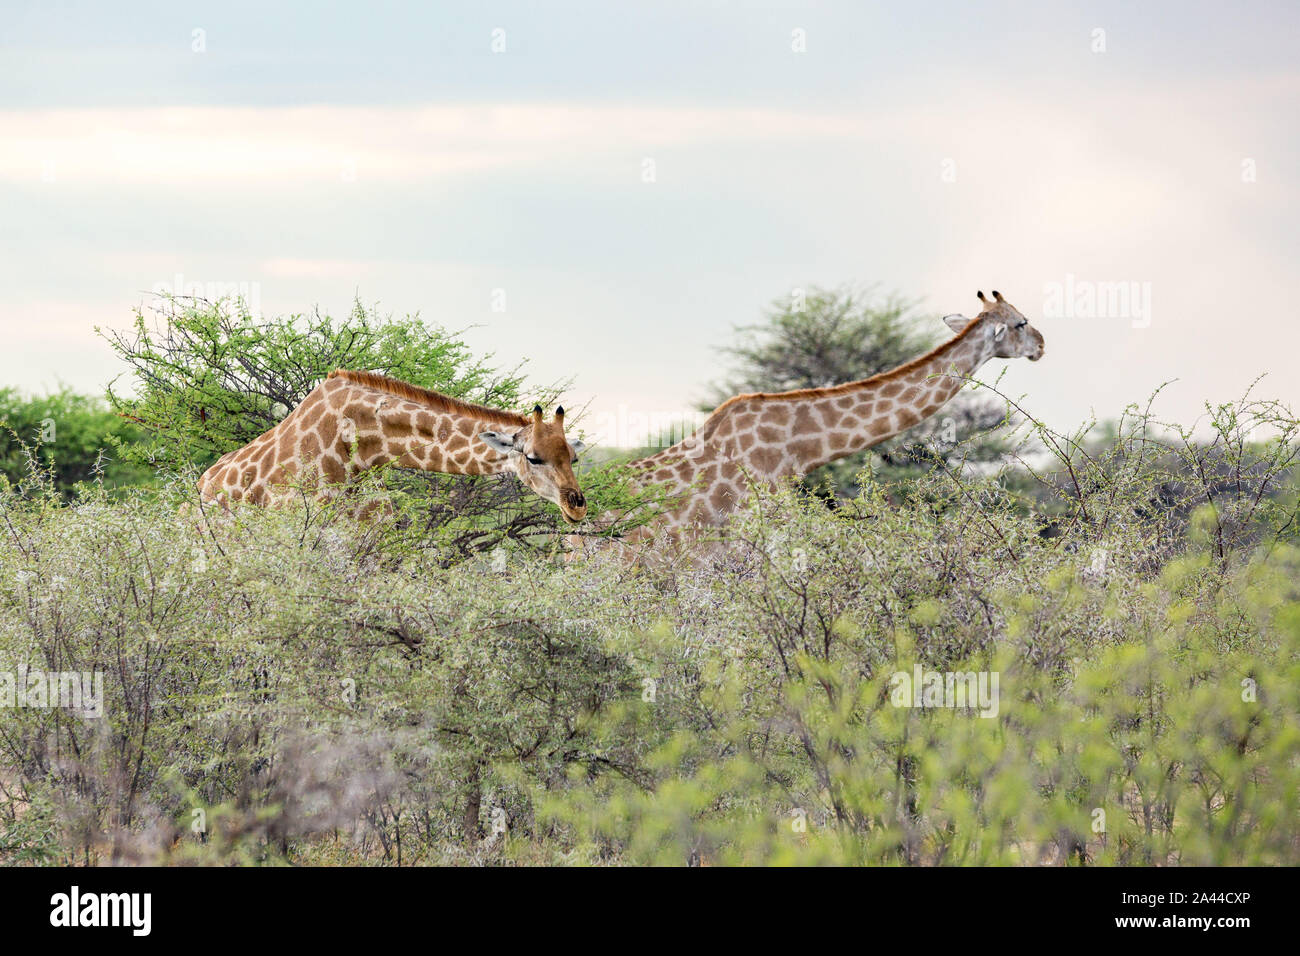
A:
197;369;589;522
599;290;1044;545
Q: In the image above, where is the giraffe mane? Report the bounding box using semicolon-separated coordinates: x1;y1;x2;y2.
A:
327;370;530;428
708;314;986;417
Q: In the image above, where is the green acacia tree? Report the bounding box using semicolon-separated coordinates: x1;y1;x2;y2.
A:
100;295;529;474
96;295;655;560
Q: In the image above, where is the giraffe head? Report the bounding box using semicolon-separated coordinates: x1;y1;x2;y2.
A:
478;405;589;522
944;290;1045;362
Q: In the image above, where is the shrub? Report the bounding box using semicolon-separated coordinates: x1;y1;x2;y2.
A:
0;395;1297;866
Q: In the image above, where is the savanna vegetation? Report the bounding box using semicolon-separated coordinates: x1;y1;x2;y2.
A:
1;293;1297;866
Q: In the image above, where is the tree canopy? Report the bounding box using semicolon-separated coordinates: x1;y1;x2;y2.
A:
100;296;530;475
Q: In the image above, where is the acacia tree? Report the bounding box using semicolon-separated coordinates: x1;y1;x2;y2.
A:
100;295;528;474
703;285;1013;495
97;296;649;561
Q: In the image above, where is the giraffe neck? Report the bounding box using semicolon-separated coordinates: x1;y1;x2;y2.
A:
758;320;995;476
325;379;516;479
619;320;996;532
198;376;524;505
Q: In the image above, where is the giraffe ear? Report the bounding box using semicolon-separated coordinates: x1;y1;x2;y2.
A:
478;431;516;453
992;322;1008;341
943;314;969;333
569;439;587;458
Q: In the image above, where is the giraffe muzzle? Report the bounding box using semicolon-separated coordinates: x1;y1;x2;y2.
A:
562;489;587;520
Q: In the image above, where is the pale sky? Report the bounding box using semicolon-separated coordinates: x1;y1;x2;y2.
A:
3;1;1298;445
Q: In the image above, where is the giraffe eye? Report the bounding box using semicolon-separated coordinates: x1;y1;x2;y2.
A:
1014;320;1028;329
526;455;544;466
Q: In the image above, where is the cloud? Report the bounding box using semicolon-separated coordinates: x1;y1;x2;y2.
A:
3;72;1298;434
0;104;865;187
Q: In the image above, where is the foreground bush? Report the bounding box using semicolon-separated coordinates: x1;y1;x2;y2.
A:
0;396;1297;865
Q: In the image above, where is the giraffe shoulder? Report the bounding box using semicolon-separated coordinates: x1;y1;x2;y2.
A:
698;394;762;442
